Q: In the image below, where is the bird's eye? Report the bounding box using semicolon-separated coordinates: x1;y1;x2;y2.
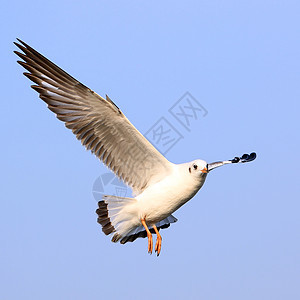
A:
193;164;198;170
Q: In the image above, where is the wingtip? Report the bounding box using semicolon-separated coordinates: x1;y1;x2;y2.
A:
14;38;32;51
16;38;25;45
14;41;22;50
14;41;26;52
16;60;26;67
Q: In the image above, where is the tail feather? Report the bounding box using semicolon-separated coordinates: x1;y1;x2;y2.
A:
96;201;116;235
96;195;178;244
96;195;136;239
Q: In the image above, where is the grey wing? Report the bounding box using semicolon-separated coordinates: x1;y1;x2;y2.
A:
14;39;173;194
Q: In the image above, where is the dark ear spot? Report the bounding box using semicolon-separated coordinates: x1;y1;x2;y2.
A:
189;167;191;173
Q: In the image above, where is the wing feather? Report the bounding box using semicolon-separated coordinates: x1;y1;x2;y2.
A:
15;39;172;194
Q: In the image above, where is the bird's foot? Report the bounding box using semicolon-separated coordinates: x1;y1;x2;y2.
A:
147;233;153;254
155;236;162;256
152;225;162;256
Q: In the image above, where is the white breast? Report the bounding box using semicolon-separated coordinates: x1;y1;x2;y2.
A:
136;163;207;224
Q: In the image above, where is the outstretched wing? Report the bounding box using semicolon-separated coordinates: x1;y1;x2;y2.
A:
14;39;173;194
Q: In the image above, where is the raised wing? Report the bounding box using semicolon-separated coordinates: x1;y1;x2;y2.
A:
14;39;173;194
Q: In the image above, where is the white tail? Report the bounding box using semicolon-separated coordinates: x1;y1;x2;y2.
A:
96;195;177;244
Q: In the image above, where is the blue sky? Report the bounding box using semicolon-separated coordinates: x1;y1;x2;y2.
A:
1;1;300;299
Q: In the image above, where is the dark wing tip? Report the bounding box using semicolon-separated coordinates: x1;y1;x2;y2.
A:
15;38;29;48
14;40;26;52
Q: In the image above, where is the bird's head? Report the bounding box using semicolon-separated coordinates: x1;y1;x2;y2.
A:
188;159;208;178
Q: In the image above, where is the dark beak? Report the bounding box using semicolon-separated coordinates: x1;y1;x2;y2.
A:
207;152;257;172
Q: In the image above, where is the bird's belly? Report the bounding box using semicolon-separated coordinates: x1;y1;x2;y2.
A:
136;175;206;224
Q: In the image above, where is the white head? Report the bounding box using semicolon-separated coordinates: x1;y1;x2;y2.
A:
188;159;208;177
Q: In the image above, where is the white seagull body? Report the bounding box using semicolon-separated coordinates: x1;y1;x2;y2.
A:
111;161;207;240
15;39;256;256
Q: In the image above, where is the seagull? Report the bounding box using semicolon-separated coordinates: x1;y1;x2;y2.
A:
14;39;256;256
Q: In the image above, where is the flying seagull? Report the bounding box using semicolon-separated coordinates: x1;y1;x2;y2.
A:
14;39;256;256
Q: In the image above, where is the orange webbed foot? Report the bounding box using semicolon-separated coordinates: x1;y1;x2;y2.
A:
141;218;153;255
153;225;162;256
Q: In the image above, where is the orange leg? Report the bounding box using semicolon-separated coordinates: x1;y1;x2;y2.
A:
152;225;162;256
141;218;153;254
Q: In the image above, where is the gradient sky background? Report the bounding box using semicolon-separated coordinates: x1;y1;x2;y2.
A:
1;1;300;299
